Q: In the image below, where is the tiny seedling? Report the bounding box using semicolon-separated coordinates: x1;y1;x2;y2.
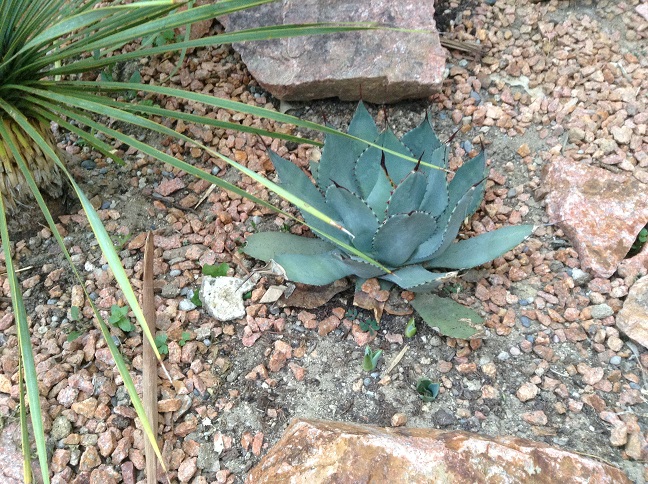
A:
363;346;383;371
345;308;359;320
108;304;135;332
70;305;80;321
113;233;133;250
359;318;379;335
629;226;648;257
67;331;82;343
202;262;229;277
404;317;417;338
242;290;253;300
154;333;169;355
190;289;202;307
178;331;191;346
416;379;440;402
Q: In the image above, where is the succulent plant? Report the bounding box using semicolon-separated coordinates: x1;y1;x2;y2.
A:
244;103;533;336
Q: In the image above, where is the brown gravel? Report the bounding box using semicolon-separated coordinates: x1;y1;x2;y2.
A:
0;0;646;483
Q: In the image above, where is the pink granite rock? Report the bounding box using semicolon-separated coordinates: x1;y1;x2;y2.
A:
616;275;648;349
247;419;630;483
542;158;648;278
221;1;445;103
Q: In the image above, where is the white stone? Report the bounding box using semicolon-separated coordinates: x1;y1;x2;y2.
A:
199;276;255;321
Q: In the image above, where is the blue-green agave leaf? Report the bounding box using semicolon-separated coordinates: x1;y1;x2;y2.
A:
382;128;416;184
387;171;428;217
269;151;343;242
309;159;319;181
425;225;535;270
411;293;484;339
448;150;486;217
372;212;437;267
419;145;449;217
381;265;455;292
401;113;442;163
243;232;336;263
409;180;485;264
325;185;379;252
317;102;379;193
337;255;387;279
274;251;355;286
365;164;393;219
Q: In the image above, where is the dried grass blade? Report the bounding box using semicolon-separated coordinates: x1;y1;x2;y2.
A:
142;232;161;484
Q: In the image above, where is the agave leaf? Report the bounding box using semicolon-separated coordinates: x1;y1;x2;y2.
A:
448;150;486;217
364;160;393;218
408;180;485;264
400;113;442;162
243;231;336;262
325;185;379;252
381;265;455;292
274;251;355;286
387;170;428;217
317;102;378;192
425;225;535;270
355;129;414;199
269;151;343;241
411;293;484;339
336;255;387;279
372;212;437;267
419;145;449;217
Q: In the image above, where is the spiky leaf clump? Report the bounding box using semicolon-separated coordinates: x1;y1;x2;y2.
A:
245;102;534;294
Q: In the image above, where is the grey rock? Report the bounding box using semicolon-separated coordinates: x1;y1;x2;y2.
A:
50;415;72;441
221;1;446;103
433;408;456;427
197;442;221;472
590;304;613;319
571;268;590;286
161;281;181;298
179;299;197;312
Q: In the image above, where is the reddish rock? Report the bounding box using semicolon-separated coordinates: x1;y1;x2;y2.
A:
221;2;445;103
246;419;630;483
268;340;293;372
542;158;648;278
155;177;186;197
616;275;648;349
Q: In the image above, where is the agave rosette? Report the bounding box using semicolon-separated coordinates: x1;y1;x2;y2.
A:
245;102;533;294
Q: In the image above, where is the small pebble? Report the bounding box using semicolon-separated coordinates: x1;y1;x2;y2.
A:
170;269;182;277
179;299;197;311
509;347;521;356
497;351;511;361
525;335;535;343
100;201;111;210
81;159;96;170
609;356;622;365
520;316;531;327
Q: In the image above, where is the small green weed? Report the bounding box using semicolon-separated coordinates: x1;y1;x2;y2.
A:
628;226;648;257
404;317;417;338
108;305;134;332
142;29;179;47
202;262;229;277
190;289;202;307
416;379;440;402
362;346;383;371
345;308;359;320
359;318;379;335
178;331;191;346
154;333;168;355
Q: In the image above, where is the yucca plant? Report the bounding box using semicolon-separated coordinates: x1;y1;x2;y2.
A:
244;103;535;337
0;1;391;481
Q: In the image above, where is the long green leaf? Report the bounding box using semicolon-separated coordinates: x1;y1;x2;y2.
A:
0;173;49;483
44;81;446;171
0;101;167;471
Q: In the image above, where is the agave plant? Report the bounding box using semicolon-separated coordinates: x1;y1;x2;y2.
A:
0;1;387;481
244;103;534;336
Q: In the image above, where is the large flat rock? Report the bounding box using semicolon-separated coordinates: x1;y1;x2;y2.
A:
542;158;648;278
246;419;630;483
221;1;446;103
